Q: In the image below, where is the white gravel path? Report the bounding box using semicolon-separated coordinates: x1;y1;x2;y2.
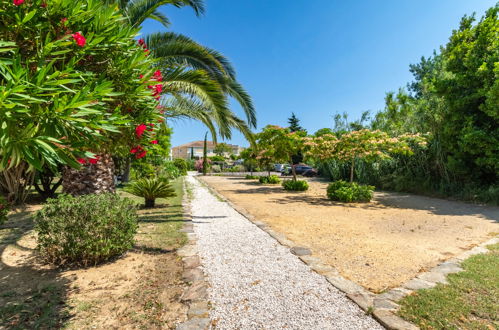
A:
187;174;383;330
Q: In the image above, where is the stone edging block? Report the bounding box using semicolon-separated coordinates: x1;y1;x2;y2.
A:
194;176;499;330
176;179;211;330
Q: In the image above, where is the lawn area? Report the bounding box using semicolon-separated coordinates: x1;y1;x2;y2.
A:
398;243;499;329
0;177;188;329
199;175;499;293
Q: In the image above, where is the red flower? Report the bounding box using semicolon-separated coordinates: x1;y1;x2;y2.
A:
130;146;140;154
61;17;68;24
138;39;145;47
151;140;158;144
40;2;47;7
72;32;86;47
88;156;100;164
139;74;144;79
153;70;162;82
77;158;87;164
13;0;24;5
136;150;147;159
135;124;147;138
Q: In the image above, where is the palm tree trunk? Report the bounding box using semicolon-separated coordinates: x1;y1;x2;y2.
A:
62;154;115;195
145;198;155;208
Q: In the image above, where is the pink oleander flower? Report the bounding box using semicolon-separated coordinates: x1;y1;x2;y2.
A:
150;140;158;144
77;158;87;164
88;156;100;164
135;124;147;138
72;32;86;47
153;70;162;81
136;150;147;159
13;0;24;5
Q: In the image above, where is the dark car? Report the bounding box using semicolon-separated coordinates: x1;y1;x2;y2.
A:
302;168;318;177
283;165;314;175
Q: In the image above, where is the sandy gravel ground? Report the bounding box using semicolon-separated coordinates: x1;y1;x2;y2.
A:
187;174;382;329
199;175;499;292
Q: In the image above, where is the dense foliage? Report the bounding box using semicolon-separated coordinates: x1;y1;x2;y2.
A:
282;179;309;191
35;193;138;266
313;5;498;204
326;181;374;202
369;5;498;203
125;177;176;208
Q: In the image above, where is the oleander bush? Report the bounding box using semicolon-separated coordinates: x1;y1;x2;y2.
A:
326;180;374;202
282;180;309;191
245;175;259;180
125;177;176;208
0;196;10;225
259;175;281;184
35;193;138;266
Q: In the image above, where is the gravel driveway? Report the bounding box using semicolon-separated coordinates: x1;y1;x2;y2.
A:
187;174;382;329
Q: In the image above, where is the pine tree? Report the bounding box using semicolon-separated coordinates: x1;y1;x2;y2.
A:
287;113;306;164
288;113;305;132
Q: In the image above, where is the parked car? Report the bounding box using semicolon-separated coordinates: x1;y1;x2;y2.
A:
274;164;286;172
282;165;314;176
302;168;318;177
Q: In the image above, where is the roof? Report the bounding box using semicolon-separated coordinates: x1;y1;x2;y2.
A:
172;141;240;149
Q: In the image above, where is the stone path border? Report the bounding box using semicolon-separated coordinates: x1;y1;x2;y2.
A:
196;176;499;330
176;179;211;330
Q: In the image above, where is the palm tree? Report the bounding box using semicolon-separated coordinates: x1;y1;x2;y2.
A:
62;0;255;194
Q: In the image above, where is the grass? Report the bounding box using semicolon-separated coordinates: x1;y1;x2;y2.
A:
118;177;188;250
398;243;499;329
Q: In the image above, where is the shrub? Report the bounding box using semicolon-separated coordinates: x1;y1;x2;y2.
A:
125;177;176;208
0;196;10;226
173;158;188;175
229;165;245;172
34;193;138;266
211;164;222;173
160;161;181;180
194;158;211;172
245;175;259;180
327;180;374;202
259;175;281;184
209;155;225;162
282;180;309;191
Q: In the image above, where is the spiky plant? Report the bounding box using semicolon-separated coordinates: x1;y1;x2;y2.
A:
125;177;176;208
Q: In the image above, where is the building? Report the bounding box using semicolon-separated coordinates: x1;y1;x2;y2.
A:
171;141;244;160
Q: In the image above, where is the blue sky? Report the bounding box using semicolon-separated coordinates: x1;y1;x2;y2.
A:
140;0;497;148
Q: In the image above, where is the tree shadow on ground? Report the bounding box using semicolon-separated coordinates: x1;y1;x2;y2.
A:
0;208;72;329
269;191;499;221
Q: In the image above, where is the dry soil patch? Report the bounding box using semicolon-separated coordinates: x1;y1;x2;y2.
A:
200;176;499;292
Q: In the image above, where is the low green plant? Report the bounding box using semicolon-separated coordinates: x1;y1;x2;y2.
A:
282;179;309;191
228;165;245;172
159;161;181;179
0;196;9;225
125;177;176;208
34;194;138;266
173;158;188;175
245;175;259;180
327;180;374;202
259;175;281;184
211;164;222;173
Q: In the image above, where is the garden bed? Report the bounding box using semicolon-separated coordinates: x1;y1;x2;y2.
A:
0;178;188;329
199;176;499;293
